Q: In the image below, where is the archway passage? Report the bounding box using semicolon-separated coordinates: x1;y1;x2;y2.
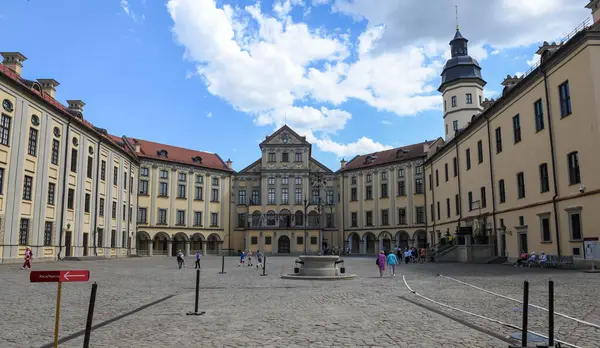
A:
207;233;221;254
415;230;427;249
364;232;376;254
153;232;170;256
136;231;151;256
172;232;189;256
191;233;205;253
348;232;360;254
278;235;291;253
380;232;393;253
396;231;410;250
279;209;291;228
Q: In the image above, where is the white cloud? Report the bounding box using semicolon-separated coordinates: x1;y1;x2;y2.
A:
526;53;540;67
381;120;392;125
315;136;393;158
312;0;330;5
120;0;144;23
484;89;500;99
273;0;306;18
206;112;213;118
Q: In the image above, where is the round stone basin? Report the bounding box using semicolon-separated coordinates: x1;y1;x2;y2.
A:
280;255;357;280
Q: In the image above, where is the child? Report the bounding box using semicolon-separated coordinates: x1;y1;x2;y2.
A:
22;247;32;270
239;250;245;267
247;250;253;267
256;250;263;270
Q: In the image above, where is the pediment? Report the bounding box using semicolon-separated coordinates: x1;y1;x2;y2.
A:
238;159;262;173
309;158;333;173
260;125;309;147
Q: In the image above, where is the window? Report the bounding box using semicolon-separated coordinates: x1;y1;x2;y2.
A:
19;218;29;245
381;171;387;181
477;140;483;164
381;209;389;225
444;163;449;182
23;176;33;201
479;95;482;105
268;177;275;185
177;184;186;198
46;182;56;205
519;216;525;226
211;188;219;202
0;114;11;145
296;236;303;245
468;191;473;211
453;157;458;177
567;152;580;185
211;213;218;227
480;187;486;208
50;139;60;165
282;152;289;162
157;209;167;224
430;204;435;221
113;166;118;185
517;172;526;199
366;174;372;183
326;189;334;204
178;172;187;182
295;177;302;185
415;178;424;194
86;157;93;179
268;188;275;204
268;152;276;162
97;228;103;248
250;190;259;204
295;188;302;204
429;174;432;190
381;183;388;198
455;194;460;216
436;202;440;221
84;193;90;213
99;198;105;216
138;208;147;223
44;221;52;246
365;186;372;200
295;152;302;162
112;201;117;218
445;124;448;135
453;120;458;131
236;213;246;228
351;212;357;227
100;160;106;181
326;213;334;228
495;127;502;153
176;210;185;225
194;212;203;226
465;148;471;170
159;170;168;179
539;163;549;193
415;206;424;224
499;180;506;203
122;172;127;190
312;189;319;204
513;114;521;143
446;198;451;218
444;100;447;112
349;187;357;200
534;99;544;132
415;165;423;175
466;93;472;104
247;236;257;245
394;168;403;179
28;128;38;156
282;176;289;185
141;167;149;176
238;190;246;205
281;188;289;204
398;208;406;225
70;149;78;173
196;175;203;184
159;182;168;196
139;180;149;195
397;181;406;196
122;231;127;249
559;81;572;117
435;170;439;187
569;211;582;240
451;96;457;107
111;230;116;248
265;236;272;245
67;188;75;209
540;215;551;242
195;186;203;200
365;211;373;226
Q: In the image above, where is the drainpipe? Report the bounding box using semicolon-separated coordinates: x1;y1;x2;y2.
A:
126;159;131;256
228;173;232;256
341;174;345;253
57;117;72;260
542;69;561;256
485;115;499;256
429;163;436;242
455;141;463;226
92;138;101;256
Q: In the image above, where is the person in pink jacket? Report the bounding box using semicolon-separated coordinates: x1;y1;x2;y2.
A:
376;251;386;277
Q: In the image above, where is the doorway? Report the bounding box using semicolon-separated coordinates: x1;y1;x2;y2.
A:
500;234;507;257
518;233;528;254
83;233;89;256
278;235;290;253
65;231;72;257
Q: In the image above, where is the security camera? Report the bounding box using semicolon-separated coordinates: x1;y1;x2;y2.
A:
579;184;585;193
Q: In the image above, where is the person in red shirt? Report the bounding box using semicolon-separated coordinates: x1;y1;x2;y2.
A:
22;247;32;270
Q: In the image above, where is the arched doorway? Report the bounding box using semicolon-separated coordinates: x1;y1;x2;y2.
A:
207;233;220;254
266;211;276;226
396;231;409;250
414;230;427;249
294;211;303;226
364;232;376;254
348;232;360;254
278;235;291;253
153;232;170;256
279;209;291;228
251;211;262;227
173;232;189;256
136;231;151;256
191;233;205;253
308;210;319;227
379;231;392;253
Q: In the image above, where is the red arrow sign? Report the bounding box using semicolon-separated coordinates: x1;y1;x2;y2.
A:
30;270;90;283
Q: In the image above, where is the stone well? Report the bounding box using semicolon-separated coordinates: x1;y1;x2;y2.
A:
281;255;356;280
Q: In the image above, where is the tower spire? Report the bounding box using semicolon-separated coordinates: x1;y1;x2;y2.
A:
455;5;459;31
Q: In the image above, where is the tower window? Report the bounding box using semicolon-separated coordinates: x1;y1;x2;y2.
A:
466;94;473;105
453;120;458;131
451;96;457;107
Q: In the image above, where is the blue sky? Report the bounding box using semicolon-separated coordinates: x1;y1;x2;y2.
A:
0;0;592;171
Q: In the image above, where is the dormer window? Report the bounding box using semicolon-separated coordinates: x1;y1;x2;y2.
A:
32;83;41;92
158;150;168;158
192;156;202;164
396;149;409;158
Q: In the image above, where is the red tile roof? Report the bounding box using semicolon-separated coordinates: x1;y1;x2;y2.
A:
0;64;137;161
129;137;232;172
341;141;433;172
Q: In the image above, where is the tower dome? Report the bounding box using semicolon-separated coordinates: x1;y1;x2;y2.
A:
438;30;486;92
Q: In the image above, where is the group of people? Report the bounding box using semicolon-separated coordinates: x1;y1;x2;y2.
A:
239;250;264;269
175;249;202;269
514;250;548;267
375;246;427;277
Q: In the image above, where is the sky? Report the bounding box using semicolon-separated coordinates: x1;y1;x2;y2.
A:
0;0;593;171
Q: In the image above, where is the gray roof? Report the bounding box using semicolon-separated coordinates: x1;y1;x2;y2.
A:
438;30;486;91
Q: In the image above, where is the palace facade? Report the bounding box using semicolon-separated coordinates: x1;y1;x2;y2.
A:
0;1;598;263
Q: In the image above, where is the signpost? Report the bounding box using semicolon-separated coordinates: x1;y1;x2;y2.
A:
30;270;90;347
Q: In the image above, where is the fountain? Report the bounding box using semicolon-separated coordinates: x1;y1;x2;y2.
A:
281;255;357;280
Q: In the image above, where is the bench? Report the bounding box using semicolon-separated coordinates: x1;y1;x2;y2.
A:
528;255;574;269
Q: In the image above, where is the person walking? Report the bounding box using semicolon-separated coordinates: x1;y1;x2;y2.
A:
386;250;398;276
247;250;253;267
404;248;411;264
239;250;245;267
376;251;386;277
194;251;201;269
176;250;185;269
256;250;263;270
22;247;32;270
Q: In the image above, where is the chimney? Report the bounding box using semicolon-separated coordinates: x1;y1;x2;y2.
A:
1;52;27;76
37;79;60;98
586;0;600;24
340;158;346;169
66;100;85;116
536;41;561;63
134;140;141;154
423;141;430;153
226;159;232;169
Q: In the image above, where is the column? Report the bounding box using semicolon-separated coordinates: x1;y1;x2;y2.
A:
358;174;364;227
245;230;250;250
272;232;278;255
390;168;396;227
259;231;264;251
378;239;383;253
204;174;211;227
374;170;379;226
166;240;172;256
184;241;190;257
291;232;296;253
359;239;366;254
217;240;223;255
148;242;153;256
202;240;207;256
319;230;323;251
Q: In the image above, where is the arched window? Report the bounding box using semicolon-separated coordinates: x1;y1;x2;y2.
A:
295;211;303;226
158;149;168;158
267;211;276;226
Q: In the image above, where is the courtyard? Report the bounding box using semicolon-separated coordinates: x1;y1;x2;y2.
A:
1;256;599;348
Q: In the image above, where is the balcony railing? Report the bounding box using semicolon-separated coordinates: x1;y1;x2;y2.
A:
242;213;320;229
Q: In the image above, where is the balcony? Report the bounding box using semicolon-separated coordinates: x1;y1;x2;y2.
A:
244;212;320;229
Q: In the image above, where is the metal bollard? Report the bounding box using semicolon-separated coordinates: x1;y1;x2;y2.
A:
218;255;226;274
521;281;529;347
549;280;554;347
186;269;205;316
82;282;98;348
260;255;267;276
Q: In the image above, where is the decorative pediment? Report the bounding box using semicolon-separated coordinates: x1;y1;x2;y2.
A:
260;125;310;147
238;158;262;174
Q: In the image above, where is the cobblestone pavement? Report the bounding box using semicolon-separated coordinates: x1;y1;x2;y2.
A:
1;256;599;347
